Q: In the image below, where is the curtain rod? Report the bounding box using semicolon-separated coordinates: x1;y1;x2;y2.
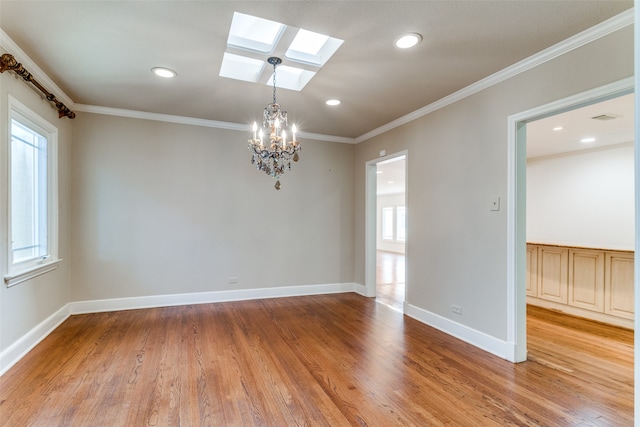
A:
0;53;75;119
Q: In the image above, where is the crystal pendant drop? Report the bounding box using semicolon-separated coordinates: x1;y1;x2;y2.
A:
275;180;281;190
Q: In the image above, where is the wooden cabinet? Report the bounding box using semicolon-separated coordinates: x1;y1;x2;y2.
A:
605;252;634;320
527;243;634;328
537;245;568;304
568;248;604;312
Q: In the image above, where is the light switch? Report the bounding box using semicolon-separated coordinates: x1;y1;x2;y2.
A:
490;197;500;211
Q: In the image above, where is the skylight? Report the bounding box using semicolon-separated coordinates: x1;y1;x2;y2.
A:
285;29;343;67
219;53;265;83
219;12;343;91
227;12;285;53
266;66;316;91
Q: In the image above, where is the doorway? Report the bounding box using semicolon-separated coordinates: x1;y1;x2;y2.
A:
524;92;634;381
375;155;406;311
507;78;634;362
364;151;407;308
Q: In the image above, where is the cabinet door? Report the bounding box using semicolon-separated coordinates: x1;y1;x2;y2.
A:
605;252;634;319
526;244;538;296
537;246;568;304
568;248;604;312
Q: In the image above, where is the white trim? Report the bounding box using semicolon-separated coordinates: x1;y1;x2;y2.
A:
7;96;60;284
0;303;70;376
69;282;362;315
404;303;516;362
4;259;63;287
354;9;633;144
74;104;247;131
0;28;75;108
506;77;634;364
365;150;409;299
73;104;357;144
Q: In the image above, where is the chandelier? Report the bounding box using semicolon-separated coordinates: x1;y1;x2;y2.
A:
248;57;301;190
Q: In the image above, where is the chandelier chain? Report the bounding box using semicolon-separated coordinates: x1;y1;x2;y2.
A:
272;62;277;105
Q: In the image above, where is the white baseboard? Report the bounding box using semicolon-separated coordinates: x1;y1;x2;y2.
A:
404;302;517;362
1;282;362;375
0;304;71;376
70;282;362;314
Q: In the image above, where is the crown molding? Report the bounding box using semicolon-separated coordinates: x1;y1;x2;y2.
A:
354;8;634;144
0;27;75;109
2;7;632;146
74;104;247;131
74;104;356;143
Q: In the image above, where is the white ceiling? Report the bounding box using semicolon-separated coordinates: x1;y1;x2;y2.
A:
0;1;632;140
377;156;406;196
527;93;634;159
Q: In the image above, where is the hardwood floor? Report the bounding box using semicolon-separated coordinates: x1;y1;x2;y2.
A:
376;250;405;311
0;294;633;426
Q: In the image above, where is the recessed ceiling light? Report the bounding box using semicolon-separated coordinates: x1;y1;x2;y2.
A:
553;126;563;131
326;99;341;106
152;67;176;78
581;137;596;143
376;171;383;174
394;33;422;49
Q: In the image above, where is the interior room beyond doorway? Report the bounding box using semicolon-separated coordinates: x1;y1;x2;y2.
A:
375;155;406;311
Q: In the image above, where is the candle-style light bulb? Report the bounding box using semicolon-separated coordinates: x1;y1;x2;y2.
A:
282;130;287;148
292;124;297;142
252;122;257;141
259;129;264;147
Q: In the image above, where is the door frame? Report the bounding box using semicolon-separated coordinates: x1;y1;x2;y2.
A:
506;77;634;362
364;150;408;299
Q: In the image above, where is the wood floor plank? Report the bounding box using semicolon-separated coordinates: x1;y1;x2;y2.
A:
0;294;633;426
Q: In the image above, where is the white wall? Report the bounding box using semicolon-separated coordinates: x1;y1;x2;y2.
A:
527;143;634;250
70;113;355;302
0;48;72;357
354;25;633;348
376;193;406;254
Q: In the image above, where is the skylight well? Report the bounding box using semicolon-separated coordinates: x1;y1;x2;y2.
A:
219;53;265;82
227;13;284;53
285;29;343;67
220;12;343;91
266;65;315;91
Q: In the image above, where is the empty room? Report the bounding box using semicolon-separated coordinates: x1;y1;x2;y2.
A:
0;1;636;425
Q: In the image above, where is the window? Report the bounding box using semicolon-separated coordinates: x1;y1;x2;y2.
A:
382;207;394;240
5;97;59;287
381;205;406;242
396;206;406;241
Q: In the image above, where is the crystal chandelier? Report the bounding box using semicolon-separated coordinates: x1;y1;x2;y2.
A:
248;57;301;190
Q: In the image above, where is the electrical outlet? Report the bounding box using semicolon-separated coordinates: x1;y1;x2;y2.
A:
228;276;238;284
452;304;462;315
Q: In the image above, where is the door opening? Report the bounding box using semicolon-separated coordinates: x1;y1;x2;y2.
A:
507;78;634;363
365;152;407;310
